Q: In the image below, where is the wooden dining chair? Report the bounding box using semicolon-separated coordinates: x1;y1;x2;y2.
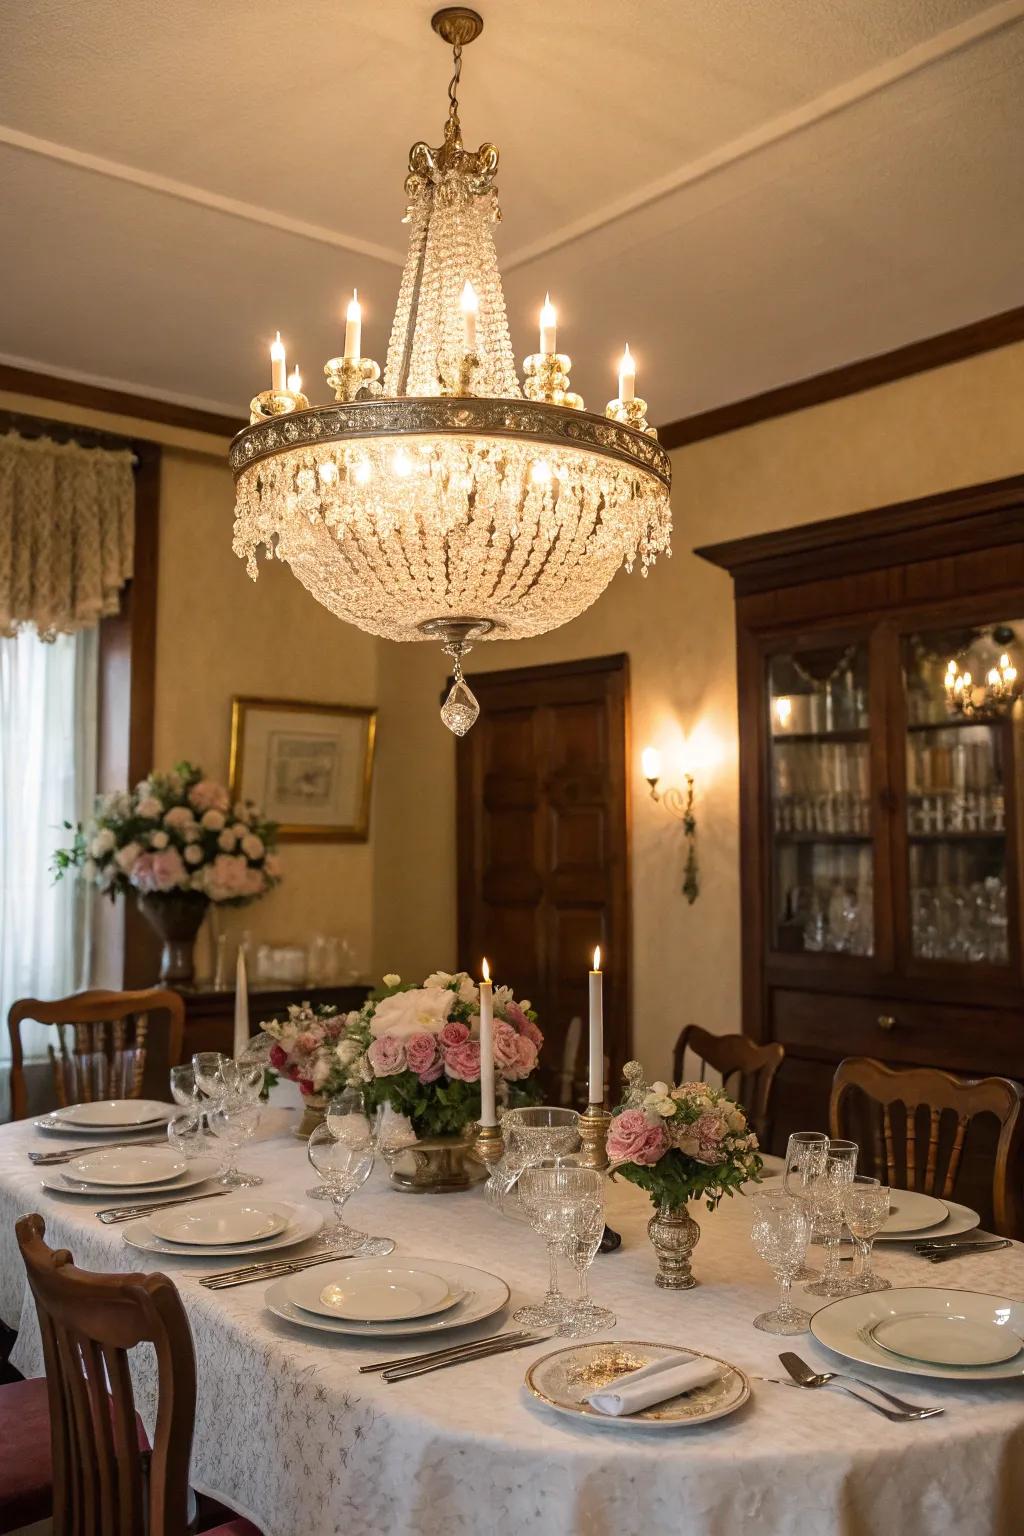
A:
672;1025;785;1146
8;987;185;1120
829;1056;1024;1239
15;1212;260;1536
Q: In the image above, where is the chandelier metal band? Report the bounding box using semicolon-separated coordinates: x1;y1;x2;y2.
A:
229;397;671;488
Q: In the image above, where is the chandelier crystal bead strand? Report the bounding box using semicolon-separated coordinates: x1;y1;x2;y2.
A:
230;7;672;733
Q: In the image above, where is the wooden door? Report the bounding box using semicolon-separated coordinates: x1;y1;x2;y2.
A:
456;654;631;1102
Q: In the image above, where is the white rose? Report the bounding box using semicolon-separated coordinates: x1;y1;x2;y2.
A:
382;973;401;987
240;832;264;860
149;830;169;850
726;1106;746;1132
650;1081;670;1098
89;828;116;858
114;841;141;872
369;986;453;1040
136;796;162;819
217;829;237;852
201;809;226;832
182;823;201;843
184;845;204;866
335;1038;361;1067
233;801;252;823
643;1091;676;1118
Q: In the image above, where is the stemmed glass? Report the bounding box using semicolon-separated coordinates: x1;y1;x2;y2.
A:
514;1160;576;1327
167;1108;214;1163
750;1189;813;1334
552;1165;615;1337
306;1095;395;1256
169;1065;198;1107
192;1052;228;1101
218;1057;264;1102
207;1095;263;1188
307;1087;378;1200
493;1106;580;1211
844;1175;891;1292
783;1131;829;1280
803;1140;859;1297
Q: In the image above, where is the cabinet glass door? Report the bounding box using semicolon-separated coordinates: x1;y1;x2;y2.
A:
767;642;874;956
902;621;1021;967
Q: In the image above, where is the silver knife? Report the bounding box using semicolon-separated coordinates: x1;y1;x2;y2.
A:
98;1189;231;1224
383;1333;550;1382
201;1250;352;1289
927;1240;1010;1263
31;1138;168;1165
361;1331;526;1374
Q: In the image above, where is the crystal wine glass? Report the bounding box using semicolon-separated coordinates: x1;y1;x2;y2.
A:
307;1087;376;1200
207;1094;263;1188
552;1165;615;1337
169;1065;198;1107
513;1160;577;1327
783;1130;829;1280
218;1057;265;1102
191;1051;228;1101
803;1141;858;1297
167;1107;213;1163
843;1175;891;1292
306;1097;395;1256
495;1106;580;1216
749;1189;813;1334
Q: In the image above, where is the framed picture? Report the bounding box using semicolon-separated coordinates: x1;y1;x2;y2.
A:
228;696;376;842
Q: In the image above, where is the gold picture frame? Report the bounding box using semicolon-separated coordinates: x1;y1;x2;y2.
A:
228;696;376;843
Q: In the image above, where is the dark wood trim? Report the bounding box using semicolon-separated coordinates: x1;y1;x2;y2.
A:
660;305;1024;450
696;474;1024;596
0;363;241;442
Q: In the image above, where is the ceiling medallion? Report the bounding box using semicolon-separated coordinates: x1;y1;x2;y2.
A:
230;7;672;732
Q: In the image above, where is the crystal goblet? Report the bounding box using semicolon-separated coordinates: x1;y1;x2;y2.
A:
750;1189;812;1334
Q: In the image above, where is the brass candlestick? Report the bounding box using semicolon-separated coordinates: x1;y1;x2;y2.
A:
249;388;310;425
522;352;584;410
437;348;483;397
578;1103;611;1171
324;356;383;403
605;395;658;438
474;1120;505;1170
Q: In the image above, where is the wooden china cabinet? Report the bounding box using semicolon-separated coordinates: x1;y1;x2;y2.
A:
698;475;1024;1167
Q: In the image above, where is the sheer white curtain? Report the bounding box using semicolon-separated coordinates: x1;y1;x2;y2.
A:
0;624;97;1064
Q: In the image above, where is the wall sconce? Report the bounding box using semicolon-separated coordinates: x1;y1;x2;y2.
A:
642;746;699;904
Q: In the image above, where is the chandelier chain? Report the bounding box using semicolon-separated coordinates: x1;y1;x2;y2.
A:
447;43;464;137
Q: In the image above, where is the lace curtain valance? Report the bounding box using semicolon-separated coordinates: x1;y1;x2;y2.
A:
0;430;135;640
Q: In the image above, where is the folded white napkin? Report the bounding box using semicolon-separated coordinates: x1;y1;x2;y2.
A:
586;1355;721;1417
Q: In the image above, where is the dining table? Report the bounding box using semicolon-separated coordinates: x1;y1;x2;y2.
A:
1;1095;1023;1536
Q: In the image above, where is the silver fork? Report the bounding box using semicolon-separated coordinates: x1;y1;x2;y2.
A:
778;1352;943;1420
201;1250;352;1289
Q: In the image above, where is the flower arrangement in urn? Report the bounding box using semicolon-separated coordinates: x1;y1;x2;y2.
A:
261;971;543;1188
608;1060;762;1289
53;762;281;984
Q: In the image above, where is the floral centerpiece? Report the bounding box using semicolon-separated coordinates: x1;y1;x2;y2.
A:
53;761;281;984
607;1060;762;1289
262;970;544;1188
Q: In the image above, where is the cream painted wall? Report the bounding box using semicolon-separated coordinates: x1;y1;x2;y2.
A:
371;341;1024;1075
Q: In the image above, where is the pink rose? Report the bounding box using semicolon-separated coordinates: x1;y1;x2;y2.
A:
443;1039;481;1082
269;1043;287;1070
418;1056;444;1084
188;779;231;814
491;1023;521;1072
693;1111;728;1165
130;848;187;894
367;1034;406;1077
606;1109;669;1168
512;1034;538;1079
439;1020;470;1049
504;1001;544;1049
295;1031;319;1055
405;1032;440;1080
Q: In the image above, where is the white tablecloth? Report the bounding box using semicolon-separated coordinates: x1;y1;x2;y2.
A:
2;1106;1023;1536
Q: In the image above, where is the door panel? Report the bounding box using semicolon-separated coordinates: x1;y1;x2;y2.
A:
456;654;630;1102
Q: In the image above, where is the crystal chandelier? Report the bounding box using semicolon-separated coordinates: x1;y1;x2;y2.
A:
230;7;672;733
945;649;1020;718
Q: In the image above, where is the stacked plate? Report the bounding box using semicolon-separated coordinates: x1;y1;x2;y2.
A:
34;1099;174;1135
120;1198;322;1257
876;1195;979;1245
40;1143;220;1199
266;1256;510;1338
811;1286;1024;1380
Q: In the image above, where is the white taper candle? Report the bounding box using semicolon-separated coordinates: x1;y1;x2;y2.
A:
232;945;249;1060
479;958;496;1125
588;946;604;1104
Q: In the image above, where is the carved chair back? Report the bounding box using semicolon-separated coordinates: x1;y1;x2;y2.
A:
672;1025;785;1146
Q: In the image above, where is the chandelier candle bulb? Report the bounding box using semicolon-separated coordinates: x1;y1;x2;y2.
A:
344;290;362;361
461;280;479;351
588;947;604;1106
270;332;286;392
287;365;302;395
641;746;662;784
618;344;636;403
539;293;557;355
479;958;496;1126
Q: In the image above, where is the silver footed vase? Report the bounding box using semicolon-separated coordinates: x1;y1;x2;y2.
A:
647;1200;700;1289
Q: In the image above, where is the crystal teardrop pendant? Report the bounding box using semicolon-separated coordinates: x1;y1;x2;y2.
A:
440;672;480;736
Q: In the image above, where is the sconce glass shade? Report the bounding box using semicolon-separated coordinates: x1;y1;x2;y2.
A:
641;746;662;781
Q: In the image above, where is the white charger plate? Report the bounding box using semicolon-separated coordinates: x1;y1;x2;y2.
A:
121;1200;321;1258
267;1258;508;1338
147;1201;287;1246
811;1286;1024;1380
41;1156;221;1198
869;1312;1022;1367
875;1197;979;1245
293;1263;455;1321
525;1342;749;1430
880;1190;948;1235
68;1147;186;1186
51;1099;173;1128
33;1110;171;1136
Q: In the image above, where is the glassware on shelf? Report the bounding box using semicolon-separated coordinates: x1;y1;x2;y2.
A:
749;1190;813;1335
803;1141;859;1298
843;1176;891;1293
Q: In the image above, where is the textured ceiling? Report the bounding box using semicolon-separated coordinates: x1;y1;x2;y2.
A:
1;0;1022;422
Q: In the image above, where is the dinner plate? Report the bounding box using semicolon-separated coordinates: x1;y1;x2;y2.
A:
874;1197;979;1245
525;1342;750;1430
51;1099;173;1129
811;1286;1024;1380
291;1263;456;1321
121;1201;321;1258
33;1109;172;1136
869;1312;1022;1367
265;1258;508;1338
40;1157;221;1198
68;1147;186;1186
147;1201;287;1246
880;1190;948;1236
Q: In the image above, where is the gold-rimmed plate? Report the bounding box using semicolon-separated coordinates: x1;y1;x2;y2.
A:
525;1341;749;1429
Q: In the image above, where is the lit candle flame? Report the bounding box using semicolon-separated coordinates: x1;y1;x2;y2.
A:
592;946;601;972
481;957;490;983
347;289;361;323
287;365;302;393
461;281;479;315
